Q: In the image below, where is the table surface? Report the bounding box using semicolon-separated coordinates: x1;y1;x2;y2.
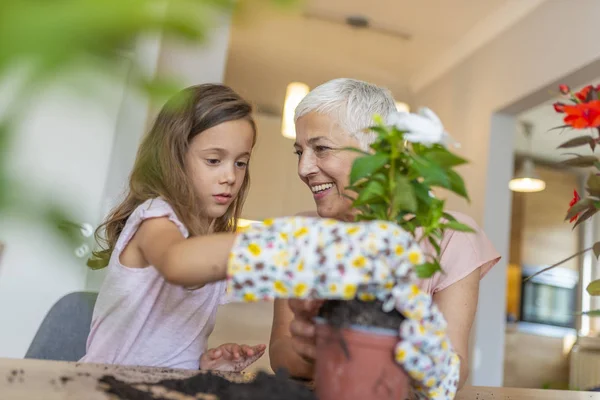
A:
1;357;599;399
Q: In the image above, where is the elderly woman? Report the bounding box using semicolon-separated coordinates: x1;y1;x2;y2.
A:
268;78;500;389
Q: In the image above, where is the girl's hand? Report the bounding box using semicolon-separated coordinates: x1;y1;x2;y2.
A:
199;343;266;372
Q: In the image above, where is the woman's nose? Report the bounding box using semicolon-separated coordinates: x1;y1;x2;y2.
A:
298;153;319;178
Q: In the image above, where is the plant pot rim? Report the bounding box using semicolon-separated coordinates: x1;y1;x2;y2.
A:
313;316;398;337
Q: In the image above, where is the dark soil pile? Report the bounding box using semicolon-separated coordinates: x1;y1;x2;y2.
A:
99;369;317;400
318;299;405;330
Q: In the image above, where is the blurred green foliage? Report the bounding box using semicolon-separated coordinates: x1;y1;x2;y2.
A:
0;0;296;250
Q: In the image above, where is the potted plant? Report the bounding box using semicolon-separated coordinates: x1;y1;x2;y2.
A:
525;84;600;310
313;110;474;400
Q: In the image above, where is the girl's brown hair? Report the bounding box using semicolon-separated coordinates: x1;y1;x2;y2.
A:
89;84;256;269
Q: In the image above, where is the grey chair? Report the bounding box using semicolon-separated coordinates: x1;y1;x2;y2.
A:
25;291;98;362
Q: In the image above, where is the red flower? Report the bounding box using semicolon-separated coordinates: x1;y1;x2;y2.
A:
553;102;566;113
559;84;570;94
563;100;600;128
569;190;581;223
576;85;594;102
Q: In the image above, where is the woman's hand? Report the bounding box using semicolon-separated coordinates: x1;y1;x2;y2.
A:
199;343;266;372
287;299;323;364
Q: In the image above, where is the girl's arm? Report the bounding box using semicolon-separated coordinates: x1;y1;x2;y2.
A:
134;217;235;287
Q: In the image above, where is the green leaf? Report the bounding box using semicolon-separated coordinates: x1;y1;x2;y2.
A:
443;220;475;233
447;169;469;200
594;241;600;259
372;114;384;125
579;310;600;316
547;125;570;132
372;172;388;184
349;154;389;185
429;198;445;225
560;155;598;167
587;173;600;196
87;256;108;270
43;204;81;248
340;146;371;156
573;207;599;228
369;203;389;220
430;227;444;240
415;261;442;279
428;236;441;255
392;176;417;214
412;155;450;188
413;182;434;206
371;125;389;138
558;135;596;150
423;149;468;168
586;279;600;296
566;198;595;221
354;180;386;206
442;212;457;222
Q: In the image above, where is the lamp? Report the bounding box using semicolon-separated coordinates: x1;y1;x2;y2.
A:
282;82;310;139
509;121;546;193
395;102;410;113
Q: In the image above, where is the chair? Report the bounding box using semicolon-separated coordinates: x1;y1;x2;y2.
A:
25;291;98;362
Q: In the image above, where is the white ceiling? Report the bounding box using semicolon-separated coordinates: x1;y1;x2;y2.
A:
516;80;599;163
225;0;541;114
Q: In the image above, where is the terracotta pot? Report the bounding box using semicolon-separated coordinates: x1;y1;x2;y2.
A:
314;318;410;400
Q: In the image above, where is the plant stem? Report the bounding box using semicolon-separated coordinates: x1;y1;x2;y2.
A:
388;138;398;221
523;246;593;282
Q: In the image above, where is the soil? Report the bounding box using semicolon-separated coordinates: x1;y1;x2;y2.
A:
99;369;317;400
318;299;405;330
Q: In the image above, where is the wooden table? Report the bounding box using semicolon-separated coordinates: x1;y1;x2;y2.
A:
1;357;599;399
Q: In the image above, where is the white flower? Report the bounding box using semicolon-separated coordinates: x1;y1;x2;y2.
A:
386;107;459;148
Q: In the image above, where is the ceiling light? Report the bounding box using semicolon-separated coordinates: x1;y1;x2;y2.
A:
282;82;310;139
509;159;546;192
395;102;410;113
509;121;545;193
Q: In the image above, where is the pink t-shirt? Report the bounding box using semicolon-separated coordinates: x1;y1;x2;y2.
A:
417;211;501;295
80;198;227;370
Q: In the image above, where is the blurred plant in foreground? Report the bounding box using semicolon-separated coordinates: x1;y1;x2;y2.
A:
0;0;295;250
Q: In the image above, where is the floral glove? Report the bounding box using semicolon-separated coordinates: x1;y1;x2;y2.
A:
226;217;422;304
392;284;460;399
226;216;459;399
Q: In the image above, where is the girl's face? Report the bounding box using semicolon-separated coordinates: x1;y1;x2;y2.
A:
185;119;254;221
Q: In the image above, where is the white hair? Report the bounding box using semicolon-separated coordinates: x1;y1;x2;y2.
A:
294;78;397;150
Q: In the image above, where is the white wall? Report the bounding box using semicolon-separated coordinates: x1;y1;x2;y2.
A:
0;67;129;357
412;0;600;386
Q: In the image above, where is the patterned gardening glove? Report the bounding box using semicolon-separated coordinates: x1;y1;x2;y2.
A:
392;283;460;399
226;216;460;399
226;216;423;303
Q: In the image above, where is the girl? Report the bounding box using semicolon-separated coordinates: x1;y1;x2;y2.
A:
80;84;265;371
